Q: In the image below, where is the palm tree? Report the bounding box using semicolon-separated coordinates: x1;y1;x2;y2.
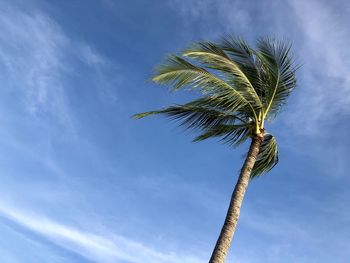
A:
134;36;298;263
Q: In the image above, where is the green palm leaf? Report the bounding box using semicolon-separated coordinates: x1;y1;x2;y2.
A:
133;100;246;131
220;37;266;101
251;134;279;178
152;55;253;114
182;42;262;111
193;124;251;147
257;38;298;119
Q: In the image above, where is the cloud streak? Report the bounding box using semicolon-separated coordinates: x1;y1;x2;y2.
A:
285;0;350;134
0;6;112;129
0;203;202;263
0;9;69;122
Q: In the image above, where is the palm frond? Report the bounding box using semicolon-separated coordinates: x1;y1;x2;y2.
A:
220;37;254;62
251;134;278;178
152;55;253;114
182;42;262;111
257;38;298;119
193;124;251;147
180;96;252;123
132;99;246;131
220;37;266;101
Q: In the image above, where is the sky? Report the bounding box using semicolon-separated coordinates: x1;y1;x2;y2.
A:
0;0;350;262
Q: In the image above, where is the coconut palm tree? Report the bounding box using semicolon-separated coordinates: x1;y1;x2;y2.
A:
133;36;298;263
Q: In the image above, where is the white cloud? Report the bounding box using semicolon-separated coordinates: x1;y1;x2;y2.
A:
0;10;67;120
79;44;108;68
0;203;203;263
168;0;251;36
0;7;110;128
285;0;350;134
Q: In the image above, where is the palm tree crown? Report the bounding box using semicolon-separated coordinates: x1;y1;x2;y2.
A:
134;37;297;178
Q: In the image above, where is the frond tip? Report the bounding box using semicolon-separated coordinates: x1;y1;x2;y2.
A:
132;101;246;131
251;134;279;178
132;111;161;119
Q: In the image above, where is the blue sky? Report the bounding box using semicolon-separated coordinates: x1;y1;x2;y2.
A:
0;0;350;262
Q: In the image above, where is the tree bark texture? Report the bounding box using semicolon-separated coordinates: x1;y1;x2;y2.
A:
209;136;263;263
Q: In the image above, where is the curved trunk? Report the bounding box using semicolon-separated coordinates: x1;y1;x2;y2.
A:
209;136;263;263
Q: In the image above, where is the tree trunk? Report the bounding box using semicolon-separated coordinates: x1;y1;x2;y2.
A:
209;135;263;263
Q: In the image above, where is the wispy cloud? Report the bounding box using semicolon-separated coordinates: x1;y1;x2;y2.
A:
0;7;112;129
229;194;350;263
167;0;251;37
0;5;120;176
285;0;350;135
0;9;68;123
0;203;203;263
